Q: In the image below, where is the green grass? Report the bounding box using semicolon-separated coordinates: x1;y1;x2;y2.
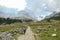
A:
12;33;21;40
0;26;16;32
0;22;27;32
0;25;22;32
0;20;60;40
0;22;27;40
31;26;60;40
30;20;60;40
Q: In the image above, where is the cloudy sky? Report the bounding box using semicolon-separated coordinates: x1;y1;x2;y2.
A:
25;0;60;20
0;0;60;20
0;0;26;11
0;0;26;17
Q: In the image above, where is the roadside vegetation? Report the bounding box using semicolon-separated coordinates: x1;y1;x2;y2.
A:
0;17;60;40
29;20;60;40
0;18;33;40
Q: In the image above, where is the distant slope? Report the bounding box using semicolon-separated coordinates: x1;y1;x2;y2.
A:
18;10;37;20
45;11;60;20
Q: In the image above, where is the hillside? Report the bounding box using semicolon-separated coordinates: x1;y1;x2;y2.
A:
45;12;60;20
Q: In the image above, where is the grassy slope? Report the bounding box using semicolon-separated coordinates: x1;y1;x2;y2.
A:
0;22;26;32
0;20;60;40
0;22;27;39
29;20;60;40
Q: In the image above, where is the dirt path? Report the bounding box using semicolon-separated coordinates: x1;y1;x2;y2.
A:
18;26;35;40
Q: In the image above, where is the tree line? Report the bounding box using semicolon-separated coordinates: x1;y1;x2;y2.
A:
0;18;23;24
0;17;33;25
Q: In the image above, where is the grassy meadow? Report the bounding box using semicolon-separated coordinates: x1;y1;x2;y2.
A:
0;20;60;40
28;20;60;40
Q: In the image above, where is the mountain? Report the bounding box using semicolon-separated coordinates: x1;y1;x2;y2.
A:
18;10;37;20
45;11;60;20
0;5;18;18
0;6;37;21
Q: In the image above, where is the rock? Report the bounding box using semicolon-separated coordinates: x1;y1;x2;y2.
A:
22;27;27;33
52;34;57;37
37;28;42;31
47;25;52;28
36;27;42;33
54;28;57;32
58;28;60;30
43;28;48;31
36;30;40;33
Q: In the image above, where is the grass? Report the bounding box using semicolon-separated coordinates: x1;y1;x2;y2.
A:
33;27;60;40
12;33;21;40
29;20;60;40
0;20;60;40
0;26;16;32
0;22;27;32
0;25;22;32
0;22;27;40
0;37;2;40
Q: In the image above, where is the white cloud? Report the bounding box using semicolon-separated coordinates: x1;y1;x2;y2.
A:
0;0;26;11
